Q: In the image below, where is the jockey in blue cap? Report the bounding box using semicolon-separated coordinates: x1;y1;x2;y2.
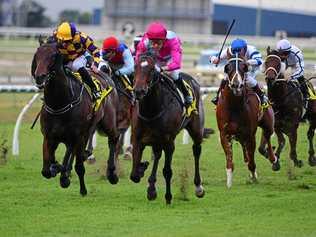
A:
210;38;268;106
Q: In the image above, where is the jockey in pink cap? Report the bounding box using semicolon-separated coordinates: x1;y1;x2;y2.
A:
135;21;192;106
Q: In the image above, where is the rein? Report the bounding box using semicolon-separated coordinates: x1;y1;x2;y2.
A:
43;85;84;115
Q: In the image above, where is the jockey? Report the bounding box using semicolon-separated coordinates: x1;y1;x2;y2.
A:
98;36;134;93
276;39;307;104
135;21;192;106
210;38;267;106
54;22;101;100
132;34;143;59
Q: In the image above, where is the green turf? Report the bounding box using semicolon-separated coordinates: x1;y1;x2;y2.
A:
0;93;316;236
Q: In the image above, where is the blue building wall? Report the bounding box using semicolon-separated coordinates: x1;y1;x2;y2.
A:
213;4;316;37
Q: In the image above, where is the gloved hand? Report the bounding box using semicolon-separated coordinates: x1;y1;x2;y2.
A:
246;59;258;66
155;64;162;72
85;54;93;68
115;70;121;76
209;56;220;65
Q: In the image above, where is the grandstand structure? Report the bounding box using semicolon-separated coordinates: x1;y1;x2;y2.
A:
102;0;212;34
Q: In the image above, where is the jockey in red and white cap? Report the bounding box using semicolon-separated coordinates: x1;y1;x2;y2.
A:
135;21;192;106
98;36;135;95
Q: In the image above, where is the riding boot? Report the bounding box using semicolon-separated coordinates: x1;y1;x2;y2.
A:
252;84;268;106
211;79;227;105
78;67;101;101
298;76;309;108
174;77;192;107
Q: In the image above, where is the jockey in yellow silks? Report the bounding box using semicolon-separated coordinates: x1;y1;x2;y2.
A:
53;22;101;100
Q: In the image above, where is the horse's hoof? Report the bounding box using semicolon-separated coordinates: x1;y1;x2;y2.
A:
294;160;303;168
49;163;62;177
86;155;96;165
123;152;132;160
41;170;52;179
258;147;268;159
272;159;281;171
195;185;205;198
80;188;87;196
138;161;149;178
308;156;316;166
60;176;71;188
107;174;119;185
147;187;157;201
165;194;172;205
130;174;141;183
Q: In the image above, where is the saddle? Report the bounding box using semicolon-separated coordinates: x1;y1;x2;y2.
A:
65;68;113;111
161;73;197;117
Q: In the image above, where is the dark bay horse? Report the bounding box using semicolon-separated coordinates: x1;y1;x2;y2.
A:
259;47;316;167
32;42;120;195
216;56;279;188
131;53;206;204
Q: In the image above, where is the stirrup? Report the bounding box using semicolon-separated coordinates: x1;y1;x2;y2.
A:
92;90;101;101
211;96;218;105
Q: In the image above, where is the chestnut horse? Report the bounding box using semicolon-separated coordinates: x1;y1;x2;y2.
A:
131;53;206;204
216;55;279;188
32;42;120;195
259;47;316;167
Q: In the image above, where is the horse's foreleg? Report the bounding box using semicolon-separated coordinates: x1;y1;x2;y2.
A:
192;142;205;198
130;142;148;183
107;135;120;185
147;145;162;201
275;130;285;159
220;133;234;188
245;138;257;182
288;129;303;167
307;125;316;166
41;137;59;179
258;130;268;158
60;147;73;188
75;146;87;196
163;142;175;204
262;127;280;171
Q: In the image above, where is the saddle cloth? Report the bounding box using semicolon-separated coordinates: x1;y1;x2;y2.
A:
70;71;113;112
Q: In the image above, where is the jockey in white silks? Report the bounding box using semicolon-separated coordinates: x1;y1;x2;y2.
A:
276;39;307;104
210;38;268;106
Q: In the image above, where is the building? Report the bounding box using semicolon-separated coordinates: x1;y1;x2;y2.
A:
103;0;212;34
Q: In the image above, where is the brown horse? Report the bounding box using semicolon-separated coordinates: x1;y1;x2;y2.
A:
130;53;206;204
85;72;134;161
259;47;316;167
32;41;120;195
216;56;279;188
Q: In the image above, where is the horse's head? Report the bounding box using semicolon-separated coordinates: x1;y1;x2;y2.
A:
134;52;159;100
32;41;59;89
263;46;286;85
224;55;248;96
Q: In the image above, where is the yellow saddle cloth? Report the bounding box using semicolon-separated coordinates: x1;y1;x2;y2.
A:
307;81;316;100
72;72;113;111
119;75;133;91
183;80;197;117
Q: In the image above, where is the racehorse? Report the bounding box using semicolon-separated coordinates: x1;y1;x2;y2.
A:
216;55;279;188
85;72;134;161
32;40;120;195
259;47;316;167
130;52;206;204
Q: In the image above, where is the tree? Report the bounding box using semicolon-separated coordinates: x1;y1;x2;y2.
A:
59;10;80;23
78;12;91;25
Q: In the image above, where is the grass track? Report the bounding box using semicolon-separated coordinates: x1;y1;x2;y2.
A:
0;93;316;237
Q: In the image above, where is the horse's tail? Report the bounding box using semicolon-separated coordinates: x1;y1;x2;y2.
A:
203;127;214;138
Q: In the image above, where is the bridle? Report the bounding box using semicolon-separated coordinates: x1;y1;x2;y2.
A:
263;54;286;84
226;56;246;93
